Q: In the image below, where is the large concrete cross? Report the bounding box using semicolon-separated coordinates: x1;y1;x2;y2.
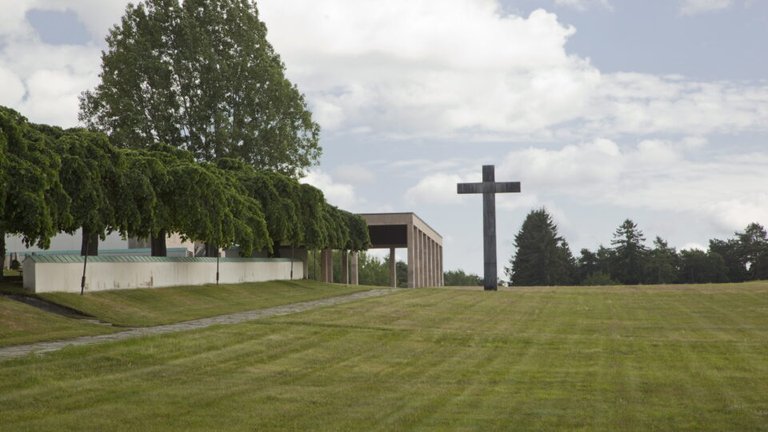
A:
457;165;521;291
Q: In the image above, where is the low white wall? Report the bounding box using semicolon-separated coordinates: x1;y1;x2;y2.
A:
23;256;304;293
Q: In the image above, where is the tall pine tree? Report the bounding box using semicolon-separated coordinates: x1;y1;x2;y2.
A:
506;208;576;286
610;219;647;285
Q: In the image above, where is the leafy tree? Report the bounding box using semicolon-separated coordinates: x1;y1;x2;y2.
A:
165;161;269;256
708;238;747;283
595;245;616;278
298;184;328;251
610;219;648;285
644;237;679;284
737;223;768;280
55;128;124;255
216;160;301;255
79;0;320;176
678;249;728;284
355;252;388;286
444;269;482;286
506;208;576;286
577;248;600;283
0;107;70;271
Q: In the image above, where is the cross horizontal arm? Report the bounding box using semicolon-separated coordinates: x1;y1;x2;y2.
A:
457;182;521;194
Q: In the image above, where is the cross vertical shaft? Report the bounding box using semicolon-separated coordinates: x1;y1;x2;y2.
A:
482;166;498;291
457;165;521;291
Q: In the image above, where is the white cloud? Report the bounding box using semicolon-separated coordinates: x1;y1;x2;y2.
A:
258;1;768;141
679;0;733;15
333;165;376;184
0;1;115;126
408;138;768;233
0;66;25;106
405;173;471;205
3;0;767;140
681;242;707;251
260;1;601;138
554;0;612;11
301;170;361;210
498;138;624;189
586;74;768;137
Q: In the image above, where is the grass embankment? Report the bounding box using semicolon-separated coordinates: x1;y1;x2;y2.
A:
2;283;768;431
37;279;370;327
0;296;118;347
0;280;370;346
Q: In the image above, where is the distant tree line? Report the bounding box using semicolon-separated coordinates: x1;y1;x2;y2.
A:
0;106;369;275
506;208;768;286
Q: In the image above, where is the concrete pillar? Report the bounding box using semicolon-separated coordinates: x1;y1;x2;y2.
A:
429;240;435;287
422;238;428;288
320;248;333;283
389;247;397;287
407;224;415;288
421;232;429;287
439;245;444;286
340;250;349;284
414;230;419;288
350;251;359;285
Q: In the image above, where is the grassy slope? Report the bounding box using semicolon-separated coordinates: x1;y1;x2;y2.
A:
2;283;768;431
38;280;370;327
0;296;117;347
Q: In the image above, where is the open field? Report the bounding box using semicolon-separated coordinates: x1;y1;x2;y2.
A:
2;283;768;431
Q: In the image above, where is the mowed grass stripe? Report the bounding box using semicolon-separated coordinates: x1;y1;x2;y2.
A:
36;280;370;327
2;285;768;431
0;296;118;347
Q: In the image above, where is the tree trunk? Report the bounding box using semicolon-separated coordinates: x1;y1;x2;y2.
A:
270;240;281;258
151;230;167;257
0;231;5;281
80;228;99;256
205;243;218;257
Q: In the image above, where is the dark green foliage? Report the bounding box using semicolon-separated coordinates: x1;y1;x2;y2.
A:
354;253;388;286
577;248;600;283
217;160;370;253
339;252;405;287
506;208;576;286
55;128;124;253
644;237;679;284
444;269;482;286
678;249;728;283
1;105;363;261
610;219;648;285
0;107;70;252
737;223;768;280
709;238;747;282
299;184;328;250
79;0;321;176
581;272;618;286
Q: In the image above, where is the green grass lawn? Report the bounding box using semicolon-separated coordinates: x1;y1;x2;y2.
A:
38;279;370;327
2;283;768;431
0;296;118;347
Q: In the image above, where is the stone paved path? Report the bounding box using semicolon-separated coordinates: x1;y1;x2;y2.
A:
0;288;396;361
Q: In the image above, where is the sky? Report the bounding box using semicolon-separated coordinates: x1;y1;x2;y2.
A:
1;0;767;278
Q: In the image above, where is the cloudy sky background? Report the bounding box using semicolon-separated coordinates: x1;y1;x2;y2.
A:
2;0;767;277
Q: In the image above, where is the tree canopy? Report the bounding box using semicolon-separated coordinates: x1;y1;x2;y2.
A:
0;107;70;253
610;219;648;285
506;208;576;286
1;105;367;263
79;0;321;177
